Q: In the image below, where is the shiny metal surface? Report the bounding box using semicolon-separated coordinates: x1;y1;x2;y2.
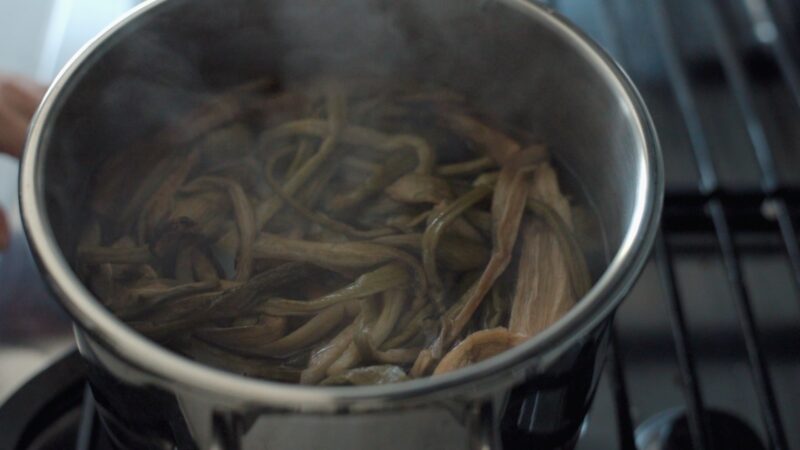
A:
19;0;662;448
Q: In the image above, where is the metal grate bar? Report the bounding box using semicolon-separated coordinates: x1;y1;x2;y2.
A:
645;0;718;192
648;0;790;449
608;331;637;450
654;233;712;450
766;0;800;51
599;2;713;447
598;0;627;62
703;4;795;447
707;200;789;450
744;0;800;293
76;386;97;450
773;199;800;292
703;2;779;190
750;0;800;107
704;0;800;304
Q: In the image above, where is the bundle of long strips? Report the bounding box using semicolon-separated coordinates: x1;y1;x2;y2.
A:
78;78;591;385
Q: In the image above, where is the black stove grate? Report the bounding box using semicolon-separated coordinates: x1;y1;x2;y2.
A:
547;0;800;449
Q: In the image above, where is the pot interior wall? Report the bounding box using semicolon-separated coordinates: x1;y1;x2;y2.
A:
41;0;644;293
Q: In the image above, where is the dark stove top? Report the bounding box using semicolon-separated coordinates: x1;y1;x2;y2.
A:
0;351;115;450
0;350;770;450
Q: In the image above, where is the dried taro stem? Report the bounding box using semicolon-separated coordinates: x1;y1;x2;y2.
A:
77;78;594;386
507;221;575;336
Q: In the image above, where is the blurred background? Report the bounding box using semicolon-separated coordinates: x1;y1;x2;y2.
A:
0;0;798;449
0;0;138;403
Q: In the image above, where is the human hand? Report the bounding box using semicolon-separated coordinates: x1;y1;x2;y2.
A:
0;74;47;250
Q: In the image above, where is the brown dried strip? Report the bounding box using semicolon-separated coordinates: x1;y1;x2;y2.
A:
78;245;152;265
127;262;316;339
192;176;256;281
385;173;452;204
508;221;574;337
115;280;220;320
433;327;526;375
445;149;546;341
262;120;434;173
354;330;420;365
195;315;288;349
212;304;347;358
219;90;346;251
526;199;591;298
259;264;409;316
421;186;492;308
528;161;572;228
252;234;428;301
263;153;394;239
326;289;405;376
301;324;356;384
181;338;301;382
438;112;520;165
191;248;220;282
370;233;489;272
138;151;200;240
327;151;418;212
175;247;194;283
92;78;275;220
382;303;433;349
320;365;409;386
436;156;496;177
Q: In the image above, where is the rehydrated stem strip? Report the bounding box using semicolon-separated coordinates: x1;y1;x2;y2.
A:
79;79;591;387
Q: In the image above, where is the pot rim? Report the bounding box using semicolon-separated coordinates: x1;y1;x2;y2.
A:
19;0;663;408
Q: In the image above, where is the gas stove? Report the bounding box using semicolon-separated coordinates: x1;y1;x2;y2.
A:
1;0;799;449
0;352;109;450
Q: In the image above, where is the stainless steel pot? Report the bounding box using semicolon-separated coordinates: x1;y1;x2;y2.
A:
19;0;662;448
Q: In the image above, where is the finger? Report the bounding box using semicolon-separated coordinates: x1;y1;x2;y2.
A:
0;77;45;118
0;103;30;158
10;76;47;99
0;209;9;251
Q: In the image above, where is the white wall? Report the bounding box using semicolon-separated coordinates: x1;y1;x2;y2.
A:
0;0;138;81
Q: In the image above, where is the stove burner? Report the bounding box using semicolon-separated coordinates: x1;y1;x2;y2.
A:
635;408;766;450
3;350;581;450
0;350;115;450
